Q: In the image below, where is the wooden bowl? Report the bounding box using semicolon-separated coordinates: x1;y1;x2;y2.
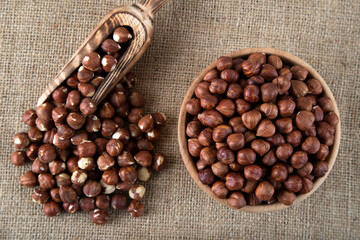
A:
178;48;341;212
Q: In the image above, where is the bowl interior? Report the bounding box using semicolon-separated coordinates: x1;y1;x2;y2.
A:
178;47;341;212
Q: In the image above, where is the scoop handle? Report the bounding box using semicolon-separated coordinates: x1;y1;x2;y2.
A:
138;0;168;16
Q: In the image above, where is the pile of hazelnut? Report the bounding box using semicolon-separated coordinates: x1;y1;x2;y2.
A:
11;26;167;224
185;53;339;208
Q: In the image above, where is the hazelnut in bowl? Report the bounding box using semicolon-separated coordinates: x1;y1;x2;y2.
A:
178;48;340;212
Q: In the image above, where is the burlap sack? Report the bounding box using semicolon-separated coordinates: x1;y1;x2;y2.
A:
0;0;359;239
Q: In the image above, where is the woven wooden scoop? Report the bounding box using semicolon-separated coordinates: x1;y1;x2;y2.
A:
37;0;168;107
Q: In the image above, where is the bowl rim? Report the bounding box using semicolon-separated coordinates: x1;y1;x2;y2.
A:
178;47;341;212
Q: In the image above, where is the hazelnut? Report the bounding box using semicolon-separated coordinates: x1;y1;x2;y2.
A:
112;128;130;143
255;180;274;201
260;64;278;81
117;103;130;118
316;121;335;139
256;119;276;138
151;112;167;127
195;82;210;99
228;116;247;133
226;133;245;151
101;54;117;72
198;147;216;165
277;99;296;117
55;173;71;187
301;136;320;154
241;110;262;130
52;106;68;125
244;131;257;144
244;164;263;181
97;153;116;172
111;194;127;210
78;141;97;157
277;190;296;205
268;55;283;69
284;174;303;192
83;180;102;197
224;172;244;190
100;119;117;137
78;83;95;97
59;185;77;203
11;151;27;166
290;151;308;169
32;189;50;204
66;75;80;88
79;197;96;212
27;127;43;143
22;109;37;127
216;147;235;165
36;118;53;132
105;139;123;157
216;99;235;117
77;66;94;83
66;112;86;130
221;69;239;83
211;181;229;199
51;86;68;104
66;157;79;173
209;79;228;94
198;168;215;185
53;133;71;150
296;96;313;111
134;151;152;167
129;123;142;139
152;153;167;171
275;118;293;134
215;142;228;150
226;83;243;99
38;173;55;190
71;170;88;186
63;201;79;214
81;52;101;71
248;52;266;65
119;166;137;183
278;67;292;80
49;161;66;175
315;144;329;161
286;130;302;147
128;108;144;124
198;110;223;128
146;128;160;142
266;133;285;147
56;124;75;140
136;139;154;152
217;56;233;71
79;98;97;116
241;59;260;77
211;162;229;177
203;69;219;82
50;188;61;203
313;161;328;177
241;180;258;193
65;90;81;109
235;99;251;115
95;195;111;209
200;94;218;110
136;167;151;182
237;148;256;165
324;112;339;126
20;171;38;187
13;132;30;149
229;162;241;172
261;150;276;166
112;116;125;127
98;102;115;119
78;157;96;171
127;200;144;217
129;91;145;107
260;103;278;119
299;177;314;194
272;76;291;94
44;201;61;217
38;144;56;163
251;139;270;156
117;151;135;166
26;144;39;161
36;102;54;122
295;110;315;131
247;75;264;85
101;38;120;54
212;124;232;142
296;162;313;177
247;193;262;206
116;181;134;191
129;185;146;201
275;143;293;161
306;78;323;95
113;27;132;43
290;80;309;98
228;192;246;209
291;65;308;80
261;83;279;102
108;91;126;109
56;148;70;161
243;85;260;103
186;98;202;115
92;209;109;224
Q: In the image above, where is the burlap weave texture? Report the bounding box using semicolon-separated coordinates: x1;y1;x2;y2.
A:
0;0;359;239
